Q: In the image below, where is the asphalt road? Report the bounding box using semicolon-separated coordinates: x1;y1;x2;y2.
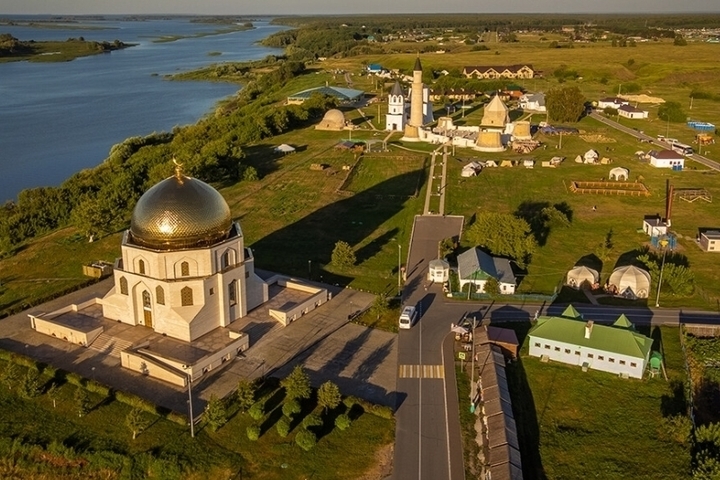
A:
588;111;720;171
394;215;465;480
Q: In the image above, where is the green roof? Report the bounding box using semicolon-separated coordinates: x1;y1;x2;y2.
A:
561;304;583;319
529;315;653;360
613;314;634;330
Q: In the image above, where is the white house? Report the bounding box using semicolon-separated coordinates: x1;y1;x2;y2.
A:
597;97;628;110
457;248;516;294
700;230;720;253
643;215;669;236
649;149;685;169
617;104;649;119
519;93;546;112
528;305;653;379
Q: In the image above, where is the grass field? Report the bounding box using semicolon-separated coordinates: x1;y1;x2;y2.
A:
0;39;133;63
504;324;691;480
0;361;393;479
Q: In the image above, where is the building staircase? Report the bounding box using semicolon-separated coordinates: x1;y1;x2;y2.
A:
88;333;133;358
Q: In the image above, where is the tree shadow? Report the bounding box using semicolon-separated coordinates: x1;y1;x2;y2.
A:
613;248;647;269
661;379;687;418
259;389;286;435
251;169;426;286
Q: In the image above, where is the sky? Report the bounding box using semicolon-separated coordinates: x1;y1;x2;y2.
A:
2;0;720;15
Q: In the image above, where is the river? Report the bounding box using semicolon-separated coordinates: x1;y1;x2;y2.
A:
0;17;286;202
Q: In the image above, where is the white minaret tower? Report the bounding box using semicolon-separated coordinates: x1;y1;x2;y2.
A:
385;81;406;131
409;57;424;128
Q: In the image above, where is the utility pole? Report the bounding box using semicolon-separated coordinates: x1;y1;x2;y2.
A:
469;316;477;407
655;247;668;308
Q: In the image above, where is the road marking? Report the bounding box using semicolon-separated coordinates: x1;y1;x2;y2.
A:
399;364;445;378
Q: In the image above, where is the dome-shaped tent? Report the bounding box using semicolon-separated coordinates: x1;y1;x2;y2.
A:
609;167;629;181
315;109;346;131
566;266;599;289
608;265;651;299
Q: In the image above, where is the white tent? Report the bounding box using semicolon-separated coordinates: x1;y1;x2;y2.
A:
566;266;600;289
484;160;498;168
523;160;534;168
274;144;296;154
609;265;651;299
609;167;629;181
574;155;583;163
584;149;599;163
461;161;482;177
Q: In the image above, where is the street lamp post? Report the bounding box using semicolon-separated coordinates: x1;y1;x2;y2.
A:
469;316;477;406
186;373;195;438
308;260;312;280
397;243;402;297
655;248;668;308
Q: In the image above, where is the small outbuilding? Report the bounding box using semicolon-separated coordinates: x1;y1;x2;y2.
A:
566;266;600;290
699;230;720;252
523;159;534;169
643;215;669;236
649;150;684;170
428;259;450;283
608;265;651;299
609;167;629;181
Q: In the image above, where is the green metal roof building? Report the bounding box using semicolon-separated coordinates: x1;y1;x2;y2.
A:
528;305;654;379
287;86;364;105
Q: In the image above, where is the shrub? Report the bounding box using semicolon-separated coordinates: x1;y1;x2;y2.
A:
282;399;301;418
276;417;291;437
371;404;395;419
74;387;91;417
115;391;159;415
343;396;360;408
167;411;187;426
20;368;42;398
302;413;323;429
335;413;351;431
235;379;256;412
295;430;317;451
247;425;261;441
248;401;265;421
204;395;228;432
86;380;111;398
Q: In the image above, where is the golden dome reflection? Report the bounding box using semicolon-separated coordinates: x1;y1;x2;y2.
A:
130;173;232;251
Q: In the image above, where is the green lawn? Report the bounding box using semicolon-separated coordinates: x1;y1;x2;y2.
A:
0;361;393;479
505;325;691;480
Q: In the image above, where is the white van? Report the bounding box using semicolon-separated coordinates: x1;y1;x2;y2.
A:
398;306;418;330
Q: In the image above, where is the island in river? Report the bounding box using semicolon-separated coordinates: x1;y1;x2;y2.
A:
0;33;134;62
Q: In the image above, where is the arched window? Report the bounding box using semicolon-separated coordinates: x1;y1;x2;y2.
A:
181;287;193;306
142;290;151;308
156;286;165;305
181;261;189;277
119;277;128;295
228;281;237;306
222;251;231;269
138;259;145;275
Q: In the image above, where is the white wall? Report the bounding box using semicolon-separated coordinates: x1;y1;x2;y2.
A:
650;157;684;169
528;335;646;379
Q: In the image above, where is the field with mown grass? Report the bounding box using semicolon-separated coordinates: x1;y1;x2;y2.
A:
0;358;393;479
504;324;691;480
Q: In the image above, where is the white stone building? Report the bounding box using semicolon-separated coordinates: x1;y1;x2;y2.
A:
457;248;516;294
528;306;654;379
385;81;406;132
649;149;685;169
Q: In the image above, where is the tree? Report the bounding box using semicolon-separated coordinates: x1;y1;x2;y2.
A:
20;368;42;398
483;276;500;296
674;34;688;46
282;399;301;418
465;212;537;267
126;408;149;440
74;388;91;417
302;413;323;429
638;252;695;297
295;429;317;451
281;365;311;401
276;417;291;437
335;413;351;431
204;394;227;432
248;401;264;421
658;101;687;123
331;241;356;268
603;106;619;116
247;424;261;441
236;380;256;412
1;362;20;391
47;382;60;408
369;294;389;320
595;230;614;263
438;237;456;260
317;381;341;413
546;86;585;123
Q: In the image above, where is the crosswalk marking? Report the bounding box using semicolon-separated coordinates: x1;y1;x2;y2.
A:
398;364;445;379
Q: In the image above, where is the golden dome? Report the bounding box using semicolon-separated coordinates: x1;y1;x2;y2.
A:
130;173;232;250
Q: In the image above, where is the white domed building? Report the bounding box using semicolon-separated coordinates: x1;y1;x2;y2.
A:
315;109;346;131
608;265;651;299
100;168;269;342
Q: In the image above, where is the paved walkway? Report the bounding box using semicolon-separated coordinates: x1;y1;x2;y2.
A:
0;280;398;412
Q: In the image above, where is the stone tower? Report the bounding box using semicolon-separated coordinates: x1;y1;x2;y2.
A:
410;57;424;128
385;81;406;132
